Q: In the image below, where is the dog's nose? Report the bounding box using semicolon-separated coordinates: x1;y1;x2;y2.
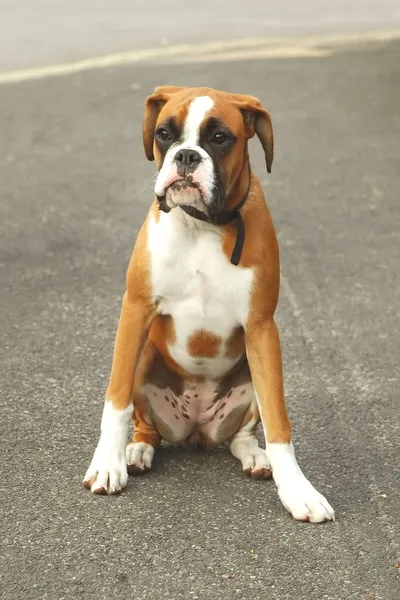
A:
174;149;202;171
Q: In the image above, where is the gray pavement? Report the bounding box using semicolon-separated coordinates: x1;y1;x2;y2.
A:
1;0;400;70
0;38;400;600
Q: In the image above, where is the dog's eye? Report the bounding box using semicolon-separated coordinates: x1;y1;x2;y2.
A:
211;132;228;145
156;128;171;142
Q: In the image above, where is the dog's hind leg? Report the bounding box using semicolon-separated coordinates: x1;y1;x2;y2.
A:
229;399;272;480
126;402;161;475
126;340;161;475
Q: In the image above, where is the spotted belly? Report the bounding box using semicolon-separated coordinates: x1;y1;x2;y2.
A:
143;379;254;445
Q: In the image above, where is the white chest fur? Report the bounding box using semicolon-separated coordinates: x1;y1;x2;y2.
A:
147;209;253;378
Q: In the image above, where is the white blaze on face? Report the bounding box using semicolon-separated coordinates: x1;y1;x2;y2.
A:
182;96;214;145
154;96;216;208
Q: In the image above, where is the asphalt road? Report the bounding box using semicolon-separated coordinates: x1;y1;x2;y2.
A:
0;38;399;600
1;0;400;70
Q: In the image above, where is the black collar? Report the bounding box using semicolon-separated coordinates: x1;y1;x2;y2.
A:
158;162;252;266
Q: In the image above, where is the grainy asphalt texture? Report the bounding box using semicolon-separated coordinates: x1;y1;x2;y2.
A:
0;40;399;600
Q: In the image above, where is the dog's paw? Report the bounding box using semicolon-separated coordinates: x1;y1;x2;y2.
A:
126;442;155;475
230;435;272;480
83;442;128;495
241;447;272;480
278;479;335;523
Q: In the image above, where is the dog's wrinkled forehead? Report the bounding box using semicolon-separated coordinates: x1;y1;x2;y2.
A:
156;91;244;143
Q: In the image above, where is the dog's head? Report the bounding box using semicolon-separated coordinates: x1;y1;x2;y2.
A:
143;86;273;216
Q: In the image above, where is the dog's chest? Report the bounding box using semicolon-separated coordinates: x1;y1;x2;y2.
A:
147;212;253;376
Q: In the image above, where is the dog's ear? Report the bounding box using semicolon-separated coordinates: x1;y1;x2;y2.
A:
232;94;274;173
143;86;186;161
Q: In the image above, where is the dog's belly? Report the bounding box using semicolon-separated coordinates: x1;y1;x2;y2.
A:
144;379;254;444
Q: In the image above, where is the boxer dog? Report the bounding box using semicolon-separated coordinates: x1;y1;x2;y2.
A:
83;86;335;523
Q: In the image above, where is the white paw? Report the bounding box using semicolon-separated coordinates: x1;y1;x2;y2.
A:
83;441;128;495
230;435;272;480
241;447;272;480
126;442;154;475
278;479;335;523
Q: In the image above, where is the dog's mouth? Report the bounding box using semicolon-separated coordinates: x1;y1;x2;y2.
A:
168;178;199;193
160;176;206;211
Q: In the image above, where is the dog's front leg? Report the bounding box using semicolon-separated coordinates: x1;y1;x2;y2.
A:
246;318;335;522
83;224;156;494
83;291;155;494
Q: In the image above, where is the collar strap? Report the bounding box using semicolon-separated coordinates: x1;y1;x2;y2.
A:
168;162;252;266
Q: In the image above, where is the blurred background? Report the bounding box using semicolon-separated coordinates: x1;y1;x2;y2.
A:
1;0;400;70
1;3;399;600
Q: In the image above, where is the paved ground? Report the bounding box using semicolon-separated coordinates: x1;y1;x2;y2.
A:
0;37;399;600
1;0;400;70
